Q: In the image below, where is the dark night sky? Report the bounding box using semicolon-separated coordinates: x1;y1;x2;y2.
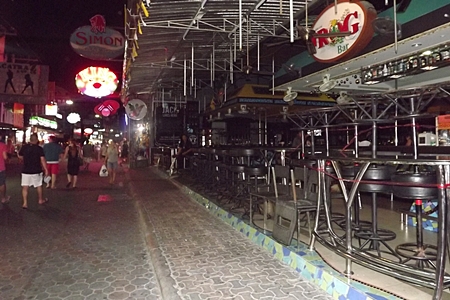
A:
2;0;126;94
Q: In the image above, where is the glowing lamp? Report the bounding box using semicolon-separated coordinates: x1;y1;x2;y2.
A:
84;128;93;134
75;66;118;98
67;112;81;124
101;108;111;116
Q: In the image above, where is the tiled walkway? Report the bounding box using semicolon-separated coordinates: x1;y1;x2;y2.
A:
130;168;334;300
0;160;333;299
0;162;160;300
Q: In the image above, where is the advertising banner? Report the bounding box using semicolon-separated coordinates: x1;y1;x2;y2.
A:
0;63;49;104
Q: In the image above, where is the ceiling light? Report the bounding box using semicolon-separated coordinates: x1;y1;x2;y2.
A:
422;50;432;56
411;43;422;47
389;74;404;79
421;66;438;71
363;80;380;85
66;100;73;105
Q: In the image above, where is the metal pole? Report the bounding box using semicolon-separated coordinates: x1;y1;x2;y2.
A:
289;0;294;43
183;59;187;96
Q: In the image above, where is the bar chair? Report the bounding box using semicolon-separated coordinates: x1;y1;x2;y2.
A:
249;165;291;233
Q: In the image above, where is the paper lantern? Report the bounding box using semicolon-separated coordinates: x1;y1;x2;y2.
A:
75;66;118;98
67;112;81;124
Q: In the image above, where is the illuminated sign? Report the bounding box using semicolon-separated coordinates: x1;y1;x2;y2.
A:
45;104;58;116
311;0;376;63
125;99;147;120
67;112;81;124
94;100;120;116
70;15;125;60
75;67;118;98
29;116;57;129
0;63;49;105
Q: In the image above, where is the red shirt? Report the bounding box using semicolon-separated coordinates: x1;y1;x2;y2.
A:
0;142;6;172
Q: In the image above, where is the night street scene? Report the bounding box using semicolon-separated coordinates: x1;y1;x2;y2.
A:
1;1;450;300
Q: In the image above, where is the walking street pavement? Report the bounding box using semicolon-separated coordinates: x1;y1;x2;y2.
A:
0;158;333;300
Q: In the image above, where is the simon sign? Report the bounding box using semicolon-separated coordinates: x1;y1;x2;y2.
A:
311;0;376;63
70;15;125;60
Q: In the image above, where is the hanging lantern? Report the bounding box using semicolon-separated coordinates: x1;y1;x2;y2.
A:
67;112;81;124
75;66;118;98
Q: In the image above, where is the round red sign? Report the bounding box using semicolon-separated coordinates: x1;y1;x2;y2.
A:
311;0;376;63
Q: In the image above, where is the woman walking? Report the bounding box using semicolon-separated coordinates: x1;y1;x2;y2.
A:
64;139;81;189
105;140;119;185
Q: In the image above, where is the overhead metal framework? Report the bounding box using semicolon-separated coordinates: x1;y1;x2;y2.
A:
123;0;321;98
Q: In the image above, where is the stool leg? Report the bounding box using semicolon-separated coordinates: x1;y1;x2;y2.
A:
395;199;438;269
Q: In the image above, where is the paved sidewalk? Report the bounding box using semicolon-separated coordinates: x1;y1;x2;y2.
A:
0;160;333;300
0;161;161;300
129;167;333;300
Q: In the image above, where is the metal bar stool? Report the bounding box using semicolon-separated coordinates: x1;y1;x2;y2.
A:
393;165;439;269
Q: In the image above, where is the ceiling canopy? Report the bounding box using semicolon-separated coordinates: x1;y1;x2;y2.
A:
123;0;442;102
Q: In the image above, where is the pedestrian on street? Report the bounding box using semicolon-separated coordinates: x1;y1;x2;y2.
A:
18;133;49;209
105;140;119;185
64;139;81;189
82;140;94;171
120;140;128;166
100;142;107;162
43;135;63;189
0;138;10;204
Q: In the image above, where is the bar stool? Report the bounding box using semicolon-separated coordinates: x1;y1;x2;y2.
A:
392;166;438;269
353;164;399;259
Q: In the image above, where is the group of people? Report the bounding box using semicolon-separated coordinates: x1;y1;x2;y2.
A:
0;134;128;209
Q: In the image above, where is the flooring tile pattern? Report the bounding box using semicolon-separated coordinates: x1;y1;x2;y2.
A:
133;172;334;300
0;164;162;300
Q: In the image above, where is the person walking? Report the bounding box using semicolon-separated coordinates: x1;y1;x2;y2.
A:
173;134;193;172
18;133;49;209
0;138;10;204
120;140;128;165
82;140;94;170
43;136;63;189
100;142;107;162
105;140;119;185
64;139;81;189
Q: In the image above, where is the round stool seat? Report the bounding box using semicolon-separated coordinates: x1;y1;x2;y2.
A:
235;148;256;157
391;171;437;199
230;165;246;173
244;166;267;176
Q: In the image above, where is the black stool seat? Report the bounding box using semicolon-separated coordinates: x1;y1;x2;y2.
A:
244;166;267;176
230;165;246;173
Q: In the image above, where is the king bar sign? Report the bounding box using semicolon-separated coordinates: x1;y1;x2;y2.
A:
311;0;376;63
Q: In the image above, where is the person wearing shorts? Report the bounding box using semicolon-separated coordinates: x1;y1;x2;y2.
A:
18;133;49;209
43;136;63;189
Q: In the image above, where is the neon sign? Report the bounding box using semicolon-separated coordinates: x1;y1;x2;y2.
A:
29;116;57;129
75;66;118;98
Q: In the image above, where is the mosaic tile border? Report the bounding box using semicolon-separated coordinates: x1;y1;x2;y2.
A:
180;186;402;300
408;201;438;233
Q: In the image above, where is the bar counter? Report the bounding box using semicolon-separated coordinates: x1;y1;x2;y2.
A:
184;145;450;299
